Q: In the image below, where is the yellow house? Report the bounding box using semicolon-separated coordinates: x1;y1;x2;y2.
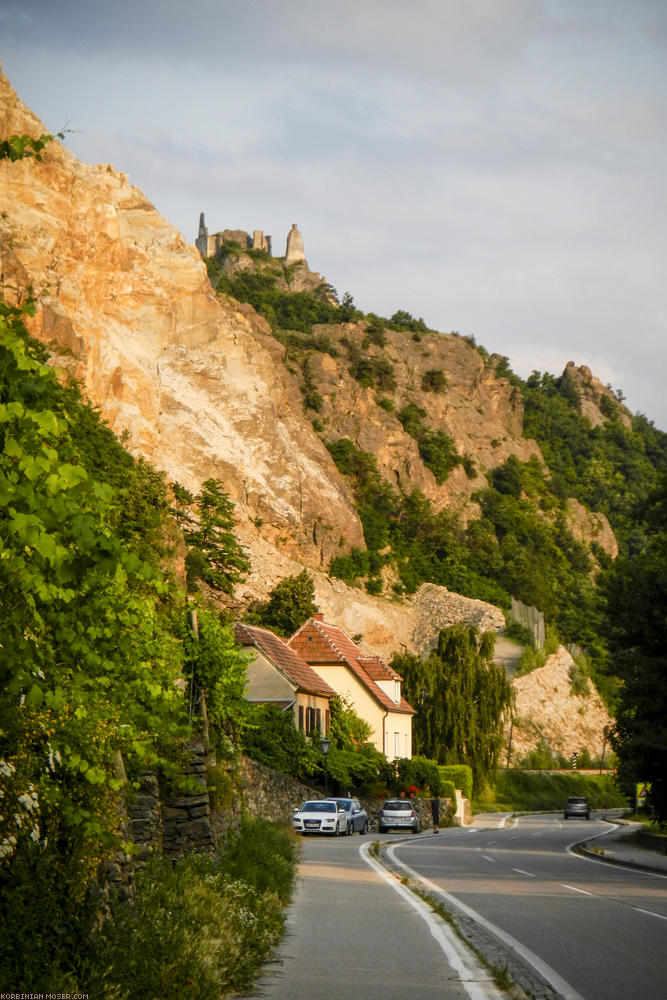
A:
288;615;415;761
234;622;336;735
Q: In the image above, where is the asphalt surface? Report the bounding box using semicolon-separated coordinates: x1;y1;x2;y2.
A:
390;814;667;1000
249;829;505;1000
247;815;667;1000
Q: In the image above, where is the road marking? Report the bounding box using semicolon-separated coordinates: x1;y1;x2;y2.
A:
513;868;535;877
386;846;587;1000
561;883;593;896
360;843;504;1000
482;854;496;862
632;906;667;921
566;823;667;879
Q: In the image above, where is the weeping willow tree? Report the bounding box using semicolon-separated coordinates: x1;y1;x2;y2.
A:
392;624;514;792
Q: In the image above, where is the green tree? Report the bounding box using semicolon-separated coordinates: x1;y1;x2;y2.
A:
392;624;513;792
0;303;188;981
605;476;667;823
325;697;388;792
245;569;318;637
178;478;250;594
181;604;251;740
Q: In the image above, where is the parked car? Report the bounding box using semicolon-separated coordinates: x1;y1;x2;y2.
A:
329;797;369;835
378;799;422;834
564;796;591;820
292;799;348;835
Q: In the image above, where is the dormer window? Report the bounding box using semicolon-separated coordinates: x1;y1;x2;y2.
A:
395;680;401;704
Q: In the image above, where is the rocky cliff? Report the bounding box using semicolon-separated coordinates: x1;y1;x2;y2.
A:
506;646;614;764
0;65;364;571
0;64;617;709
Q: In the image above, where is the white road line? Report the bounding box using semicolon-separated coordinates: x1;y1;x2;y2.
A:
512;868;535;877
561;883;593;896
566;823;667;879
482;854;496;862
359;843;504;1000
632;906;667;921
387;846;587;1000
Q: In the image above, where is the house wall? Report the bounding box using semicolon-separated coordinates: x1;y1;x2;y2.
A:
376;677;401;705
384;712;412;761
306;664;388;756
245;650;296;703
294;691;332;735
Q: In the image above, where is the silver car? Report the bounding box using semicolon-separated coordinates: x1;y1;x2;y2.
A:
292;799;348;835
378;799;422;834
564;796;590;820
329;797;369;835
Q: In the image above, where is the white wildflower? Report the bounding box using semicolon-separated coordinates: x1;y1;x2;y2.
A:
18;791;38;813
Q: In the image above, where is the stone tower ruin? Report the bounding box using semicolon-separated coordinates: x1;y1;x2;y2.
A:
285;223;307;266
195;212;272;260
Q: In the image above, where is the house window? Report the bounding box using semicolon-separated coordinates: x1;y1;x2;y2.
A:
394;732;400;758
298;705;304;732
316;708;321;732
306;707;317;734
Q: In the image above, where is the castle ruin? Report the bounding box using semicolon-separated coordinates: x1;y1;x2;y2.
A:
195;214;308;268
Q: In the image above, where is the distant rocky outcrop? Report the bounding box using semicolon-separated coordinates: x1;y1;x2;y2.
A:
506;647;614;764
561;361;632;430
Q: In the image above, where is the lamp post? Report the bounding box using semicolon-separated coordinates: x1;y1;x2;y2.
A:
320;736;331;796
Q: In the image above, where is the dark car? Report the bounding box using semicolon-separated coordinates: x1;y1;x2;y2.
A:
564;796;590;820
329;797;369;835
378;799;421;834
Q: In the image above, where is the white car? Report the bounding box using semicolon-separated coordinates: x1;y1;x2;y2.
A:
292;799;348;836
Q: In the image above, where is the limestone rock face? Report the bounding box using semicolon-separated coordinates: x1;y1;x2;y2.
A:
561;361;632;429
0;67;363;567
304;322;542;512
506;647;614;763
565;498;618;560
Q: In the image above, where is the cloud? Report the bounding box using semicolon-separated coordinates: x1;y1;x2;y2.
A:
1;0;666;428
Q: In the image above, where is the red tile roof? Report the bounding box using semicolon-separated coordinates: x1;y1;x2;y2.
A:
234;622;337;698
288;618;415;715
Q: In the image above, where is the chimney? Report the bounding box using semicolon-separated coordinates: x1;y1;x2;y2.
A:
313;612;324;622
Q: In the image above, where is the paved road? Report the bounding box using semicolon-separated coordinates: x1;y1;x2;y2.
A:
391;814;667;1000
250;830;505;1000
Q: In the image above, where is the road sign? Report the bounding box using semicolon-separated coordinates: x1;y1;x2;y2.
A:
636;782;652;808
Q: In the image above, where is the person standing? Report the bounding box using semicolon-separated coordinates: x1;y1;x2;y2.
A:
430;796;440;833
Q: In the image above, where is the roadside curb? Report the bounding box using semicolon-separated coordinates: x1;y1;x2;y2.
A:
573;819;667;876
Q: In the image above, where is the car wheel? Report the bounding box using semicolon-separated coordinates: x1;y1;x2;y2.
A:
378;825;386;833
347;821;353;836
361;820;368;835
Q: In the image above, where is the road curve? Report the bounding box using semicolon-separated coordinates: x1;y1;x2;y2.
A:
390;814;667;1000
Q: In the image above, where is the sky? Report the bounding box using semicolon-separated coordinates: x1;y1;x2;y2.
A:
1;0;666;429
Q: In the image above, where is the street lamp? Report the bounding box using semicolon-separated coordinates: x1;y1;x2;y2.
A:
320;736;331;796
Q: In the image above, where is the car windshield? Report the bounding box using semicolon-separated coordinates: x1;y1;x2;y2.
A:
333;799;352;809
384;801;412;811
302;801;335;813
568;798;587;804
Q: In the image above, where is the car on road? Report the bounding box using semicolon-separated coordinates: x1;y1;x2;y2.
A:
329;797;369;835
378;799;421;834
564;796;591;820
292;799;348;835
